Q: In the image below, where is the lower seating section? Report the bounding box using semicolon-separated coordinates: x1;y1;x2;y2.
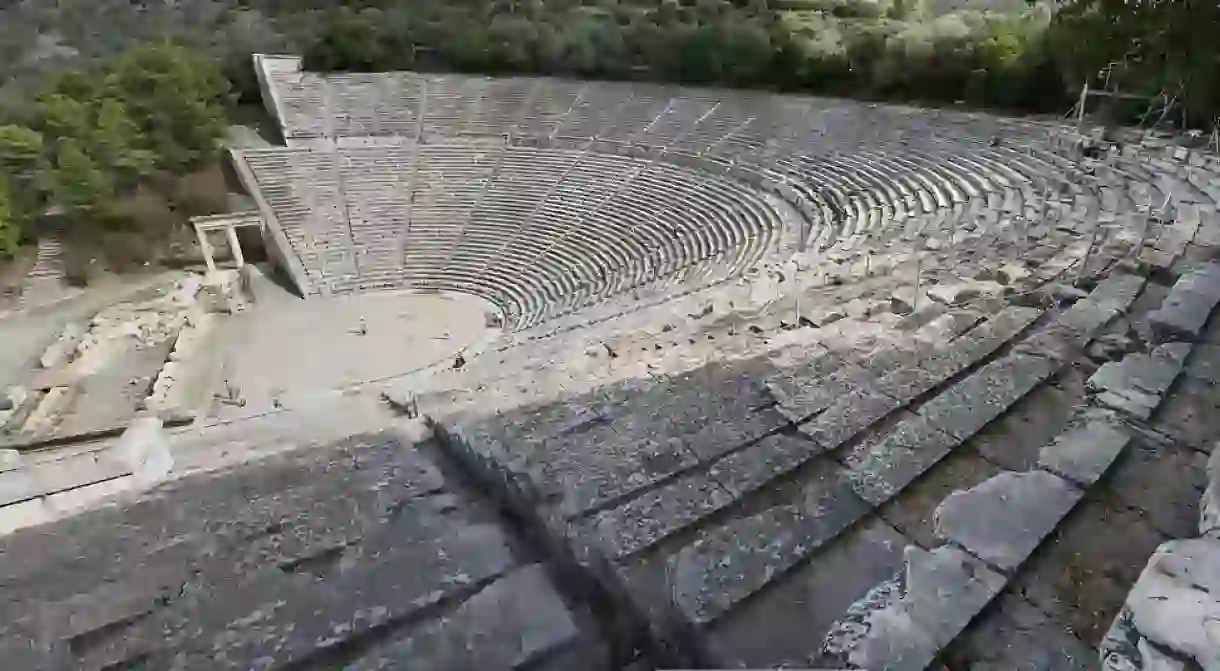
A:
439;271;1181;668
0;426;608;670
238;143;783;327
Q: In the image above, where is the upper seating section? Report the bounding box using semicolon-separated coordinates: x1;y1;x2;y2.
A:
251;56;1220;335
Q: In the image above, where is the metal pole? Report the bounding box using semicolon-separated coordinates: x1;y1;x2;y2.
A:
1077;82;1089;134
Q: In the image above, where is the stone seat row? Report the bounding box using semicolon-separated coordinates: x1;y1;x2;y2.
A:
267;61;1220;203
238;144;781;326
440;271;1149;668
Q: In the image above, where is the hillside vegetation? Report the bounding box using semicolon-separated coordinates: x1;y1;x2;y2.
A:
0;0;1215;264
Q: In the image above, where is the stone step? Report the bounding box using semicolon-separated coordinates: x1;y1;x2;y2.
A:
820;289;1201;670
0;427;610;670
437;273;1145;666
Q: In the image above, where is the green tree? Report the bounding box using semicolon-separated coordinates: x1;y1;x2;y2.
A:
44;138;114;216
0;124;45;231
0;179;19;260
102;42;232;173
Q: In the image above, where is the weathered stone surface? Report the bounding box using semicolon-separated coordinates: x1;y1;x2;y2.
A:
935;470;1082;571
1202;448;1220;537
0;469;37;508
1101;538;1220;670
1184;344;1220;383
766;349;870;422
0;450;20;473
347;564;585;670
1087;343;1191;416
943;591;1095;671
709;433;820;497
582;470;733;559
821;545;1005;671
1105;442;1211;539
0;432;524;669
662;462;870;624
179;519;517;668
926;280;1006;306
707;518;909;668
112;416;173;488
1147;262;1220;343
1154;376;1220;451
1038;409;1131;487
842;413;961;505
799;386;902;451
918;354;1056;441
1015;498;1169;645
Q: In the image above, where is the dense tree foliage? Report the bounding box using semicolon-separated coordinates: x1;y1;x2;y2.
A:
295;0;1066;113
1049;0;1220;129
0;43;231;259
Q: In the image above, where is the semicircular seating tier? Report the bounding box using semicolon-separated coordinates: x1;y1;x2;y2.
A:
236;144;783;327
250;56;1220;332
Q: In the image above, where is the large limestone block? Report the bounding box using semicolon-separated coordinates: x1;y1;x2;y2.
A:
1101;538;1220;670
822;545;1005;671
1038;409;1130;487
1147;262;1220;343
934;470;1082;571
345;564;586;670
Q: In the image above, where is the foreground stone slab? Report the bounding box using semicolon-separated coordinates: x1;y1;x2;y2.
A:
705;518;910;668
1100;538;1220;670
934;470;1082;572
346;564;588;670
917;353;1056;441
1037;409;1130;487
822;545;1005;671
1088;343;1191;420
1147;262;1220;343
841;413;961;505
658;463;870;625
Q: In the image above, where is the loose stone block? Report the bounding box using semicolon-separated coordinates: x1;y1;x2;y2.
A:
346;564;584;670
1037;409;1130;487
918;354;1056;442
821;545;1005;671
1101;538;1220;670
842;413;961;506
663;463;870;624
935;470;1081;572
1147;262;1220;343
1088;342;1191;400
